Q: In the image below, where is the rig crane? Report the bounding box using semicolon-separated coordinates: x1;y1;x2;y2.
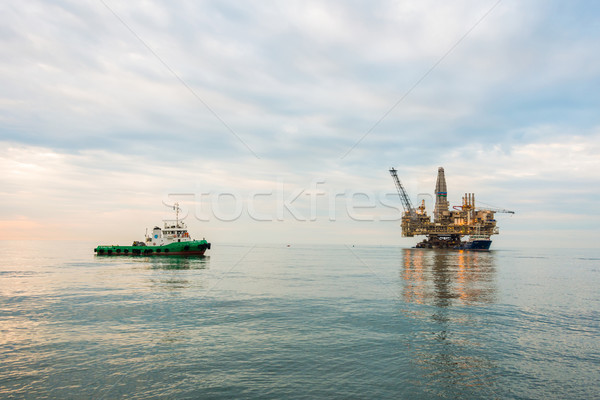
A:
477;206;515;215
389;168;417;220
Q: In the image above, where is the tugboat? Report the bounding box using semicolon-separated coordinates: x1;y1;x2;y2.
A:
94;203;211;256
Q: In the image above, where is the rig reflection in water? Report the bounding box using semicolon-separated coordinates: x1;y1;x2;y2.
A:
401;248;498;306
400;249;500;398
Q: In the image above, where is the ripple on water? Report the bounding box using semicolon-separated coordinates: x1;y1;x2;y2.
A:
0;243;598;399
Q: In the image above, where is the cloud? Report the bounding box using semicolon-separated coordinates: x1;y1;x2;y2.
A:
0;0;599;247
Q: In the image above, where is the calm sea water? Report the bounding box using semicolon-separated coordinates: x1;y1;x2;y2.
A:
0;241;598;399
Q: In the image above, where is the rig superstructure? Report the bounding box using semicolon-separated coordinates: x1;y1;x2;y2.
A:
389;167;513;250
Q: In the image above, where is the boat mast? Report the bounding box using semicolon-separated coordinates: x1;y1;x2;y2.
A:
174;202;180;228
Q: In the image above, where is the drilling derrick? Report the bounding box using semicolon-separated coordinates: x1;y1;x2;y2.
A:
389;167;513;250
434;167;449;222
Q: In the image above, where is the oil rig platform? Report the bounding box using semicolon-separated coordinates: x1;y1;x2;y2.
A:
389;167;513;250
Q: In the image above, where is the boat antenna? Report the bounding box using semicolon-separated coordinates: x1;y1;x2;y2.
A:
174;202;180;227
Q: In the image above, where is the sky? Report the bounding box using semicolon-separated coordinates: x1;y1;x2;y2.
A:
1;0;599;248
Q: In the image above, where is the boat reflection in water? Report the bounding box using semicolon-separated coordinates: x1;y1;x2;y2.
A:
147;255;211;270
143;255;210;292
400;249;499;398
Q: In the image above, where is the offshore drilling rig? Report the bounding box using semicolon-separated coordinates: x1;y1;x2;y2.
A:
389;167;513;250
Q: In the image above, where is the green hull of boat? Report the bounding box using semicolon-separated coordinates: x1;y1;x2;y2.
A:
94;240;210;256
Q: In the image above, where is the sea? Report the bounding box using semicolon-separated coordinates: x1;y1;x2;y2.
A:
0;241;598;399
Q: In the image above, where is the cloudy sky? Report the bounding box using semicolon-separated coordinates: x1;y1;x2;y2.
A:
1;0;599;248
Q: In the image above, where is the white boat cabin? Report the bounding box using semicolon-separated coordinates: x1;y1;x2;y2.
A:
146;220;194;246
144;203;195;246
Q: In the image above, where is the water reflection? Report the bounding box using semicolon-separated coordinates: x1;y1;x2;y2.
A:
146;256;210;292
147;255;210;270
401;249;500;398
402;249;497;306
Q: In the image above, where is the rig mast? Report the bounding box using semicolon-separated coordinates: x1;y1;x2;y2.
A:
434;167;449;222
